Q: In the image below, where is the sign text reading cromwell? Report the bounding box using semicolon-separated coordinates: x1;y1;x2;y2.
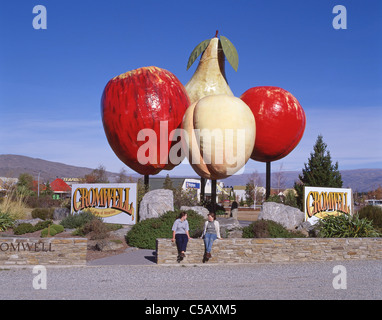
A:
71;183;137;225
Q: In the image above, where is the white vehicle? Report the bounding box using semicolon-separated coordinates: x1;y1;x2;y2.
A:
365;199;382;207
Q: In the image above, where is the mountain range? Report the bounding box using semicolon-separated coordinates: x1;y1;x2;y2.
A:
0;154;381;192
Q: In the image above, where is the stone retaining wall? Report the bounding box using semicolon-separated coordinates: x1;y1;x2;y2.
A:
156;238;382;265
0;237;87;267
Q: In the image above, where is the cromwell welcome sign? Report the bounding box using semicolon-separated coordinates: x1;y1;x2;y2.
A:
71;183;137;225
304;186;353;222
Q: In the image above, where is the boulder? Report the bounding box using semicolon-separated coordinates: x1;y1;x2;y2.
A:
258;202;305;230
14;218;43;227
180;206;209;219
217;217;242;238
139;189;174;221
297;220;318;237
53;207;70;220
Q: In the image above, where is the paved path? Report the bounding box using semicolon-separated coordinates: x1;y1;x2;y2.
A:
87;247;156;266
0;260;381;300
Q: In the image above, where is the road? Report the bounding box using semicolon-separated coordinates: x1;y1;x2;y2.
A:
0;260;381;300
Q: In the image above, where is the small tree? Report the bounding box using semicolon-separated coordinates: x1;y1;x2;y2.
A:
294;135;343;210
116;168;129;183
83;165;109;183
17;173;34;196
162;174;174;190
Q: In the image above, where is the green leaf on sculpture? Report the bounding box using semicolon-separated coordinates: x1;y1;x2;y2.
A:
220;35;239;72
187;38;211;70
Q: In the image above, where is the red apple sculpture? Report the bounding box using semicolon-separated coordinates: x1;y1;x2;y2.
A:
101;66;190;175
240;86;306;162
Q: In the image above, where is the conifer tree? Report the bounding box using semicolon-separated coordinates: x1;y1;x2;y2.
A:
162;174;174;190
294;135;343;210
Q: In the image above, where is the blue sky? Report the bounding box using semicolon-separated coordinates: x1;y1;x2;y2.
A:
0;0;381;179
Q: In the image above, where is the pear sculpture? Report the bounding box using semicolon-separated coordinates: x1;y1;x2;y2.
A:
185;31;238;104
182;32;255;180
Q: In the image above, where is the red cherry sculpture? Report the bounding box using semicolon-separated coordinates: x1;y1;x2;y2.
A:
240;86;306;162
101;66;190;175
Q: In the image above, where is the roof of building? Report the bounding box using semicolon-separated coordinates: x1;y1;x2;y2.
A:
51;178;71;193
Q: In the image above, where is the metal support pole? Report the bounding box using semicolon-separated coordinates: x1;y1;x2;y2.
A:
144;174;149;193
211;179;217;213
266;162;271;200
200;177;205;204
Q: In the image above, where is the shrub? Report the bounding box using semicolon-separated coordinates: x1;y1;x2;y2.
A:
315;214;380;238
13;223;35;235
126;209;205;250
357;205;382;233
51;224;64;233
0;212;15;231
31;208;54;220
284;190;298;208
34;220;53;231
242;219;305;238
80;219;110;240
13;220;54;235
40;224;64;238
265;195;282;203
60;210;97;229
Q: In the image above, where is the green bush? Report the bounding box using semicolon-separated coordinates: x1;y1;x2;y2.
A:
265;196;282;203
357;205;382;233
41;227;57;237
40;224;64;238
12;220;54;235
126;209;205;250
315;214;380;238
0;212;15;231
60;210;97;229
31;208;54;220
13;223;36;235
242;219;305;238
34;220;53;231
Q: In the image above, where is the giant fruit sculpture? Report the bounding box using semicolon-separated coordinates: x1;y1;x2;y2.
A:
240;86;306;162
101;66;190;175
182;94;255;180
185;31;237;104
182;32;255;180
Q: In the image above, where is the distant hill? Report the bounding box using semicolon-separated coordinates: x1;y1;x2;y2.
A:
0;154;381;192
222;169;382;193
0;154;124;182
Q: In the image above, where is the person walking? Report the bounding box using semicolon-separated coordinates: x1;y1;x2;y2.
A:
201;212;221;261
171;211;191;261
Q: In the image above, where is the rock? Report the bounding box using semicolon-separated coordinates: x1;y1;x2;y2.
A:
139;189;174;221
109;226;132;238
217;217;242;238
297;220;318;237
180;206;209;219
14;218;43;227
217;217;241;231
53;207;70;220
91;239;124;252
258;202;305;230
